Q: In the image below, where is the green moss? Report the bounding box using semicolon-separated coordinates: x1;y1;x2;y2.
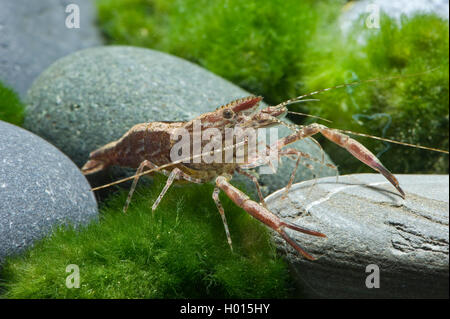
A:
301;14;449;174
0;175;292;298
0;82;24;126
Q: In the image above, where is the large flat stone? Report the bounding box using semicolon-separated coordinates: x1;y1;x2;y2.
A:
265;173;449;298
0;120;98;264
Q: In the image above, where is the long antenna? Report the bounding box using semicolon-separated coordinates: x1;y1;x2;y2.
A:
91;139;249;191
335;128;449;154
288;111;332;123
90;68;447;191
275;68;440;109
281;98;333;122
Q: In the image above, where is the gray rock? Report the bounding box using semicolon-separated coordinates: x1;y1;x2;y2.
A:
24;46;336;196
0;120;98;264
0;0;103;98
266;173;449;298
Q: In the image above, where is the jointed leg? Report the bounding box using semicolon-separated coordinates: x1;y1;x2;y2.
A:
236;167;267;208
215;175;326;260
212;187;233;252
152;168;203;211
275;124;405;198
124;160;161;213
278;148;339;198
278;149;302;198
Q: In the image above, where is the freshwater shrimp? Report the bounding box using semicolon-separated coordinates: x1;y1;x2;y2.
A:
82;74;448;260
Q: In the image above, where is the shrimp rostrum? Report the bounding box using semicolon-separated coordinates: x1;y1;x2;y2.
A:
82;92;408;260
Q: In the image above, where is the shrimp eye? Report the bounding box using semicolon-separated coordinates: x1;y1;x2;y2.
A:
222;109;234;119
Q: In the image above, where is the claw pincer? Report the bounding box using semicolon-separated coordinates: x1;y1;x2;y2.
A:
83;94;406;260
215;176;325;260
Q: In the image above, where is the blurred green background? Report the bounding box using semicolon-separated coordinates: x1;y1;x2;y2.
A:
97;0;449;174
